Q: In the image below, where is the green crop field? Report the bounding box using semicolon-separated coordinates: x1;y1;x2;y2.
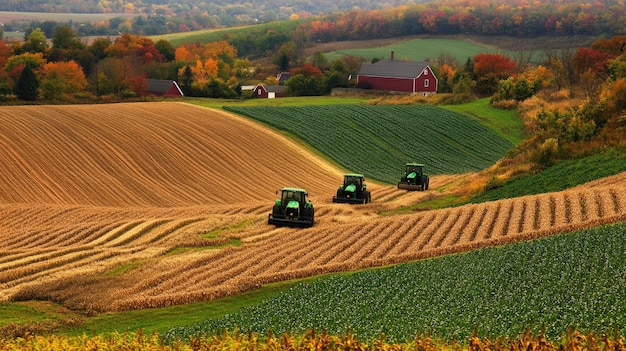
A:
163;221;626;343
223;105;515;183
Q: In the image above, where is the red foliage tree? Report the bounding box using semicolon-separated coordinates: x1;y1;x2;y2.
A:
289;63;323;78
573;47;613;77
473;53;516;80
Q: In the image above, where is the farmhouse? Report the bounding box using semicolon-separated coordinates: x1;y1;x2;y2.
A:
357;52;438;95
253;84;286;98
146;79;184;97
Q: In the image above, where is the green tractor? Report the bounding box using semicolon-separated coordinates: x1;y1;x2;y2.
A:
268;187;315;227
332;173;371;204
397;163;430;191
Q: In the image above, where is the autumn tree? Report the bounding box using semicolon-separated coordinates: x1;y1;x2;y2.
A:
274;42;301;70
106;33;154;58
473;53;516;96
5;52;46;83
88;37;112;61
18;28;48;55
289;63;323;78
590;36;626;56
154;39;175;61
232;58;253;80
51;24;84;50
127;74;148;96
286;63;324;96
605;78;626;118
39;61;88;100
573;47;613;77
433;63;455;93
95;56;137;95
0;40;13;95
543;47;577;91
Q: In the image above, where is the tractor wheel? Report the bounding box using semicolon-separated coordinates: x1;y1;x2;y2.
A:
365;191;371;203
303;207;315;226
272;205;281;215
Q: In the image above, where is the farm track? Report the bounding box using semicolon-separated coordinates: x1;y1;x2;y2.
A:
0;102;624;312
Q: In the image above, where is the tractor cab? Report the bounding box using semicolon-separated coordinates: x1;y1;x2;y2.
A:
343;174;364;191
405;164;423;179
281;189;303;206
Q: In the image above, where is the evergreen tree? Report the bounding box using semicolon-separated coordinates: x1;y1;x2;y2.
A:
180;65;193;95
14;66;39;101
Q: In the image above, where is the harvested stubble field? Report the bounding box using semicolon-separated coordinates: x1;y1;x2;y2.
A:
0;102;624;313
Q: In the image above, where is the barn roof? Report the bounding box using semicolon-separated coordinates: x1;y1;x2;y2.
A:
146;79;184;96
257;85;286;93
358;59;430;79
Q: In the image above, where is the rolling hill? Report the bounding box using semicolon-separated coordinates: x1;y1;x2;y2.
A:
0;102;624;315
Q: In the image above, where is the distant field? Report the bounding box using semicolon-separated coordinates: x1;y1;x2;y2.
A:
1;11;134;42
0;11;134;23
321;37;561;64
323;37;494;63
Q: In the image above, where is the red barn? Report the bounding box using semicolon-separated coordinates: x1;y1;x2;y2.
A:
253;84;286;98
357;53;437;95
146;79;184;97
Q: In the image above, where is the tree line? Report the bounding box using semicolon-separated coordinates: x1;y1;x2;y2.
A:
2;0;624;39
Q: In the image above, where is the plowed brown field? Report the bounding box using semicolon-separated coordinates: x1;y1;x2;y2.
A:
0;102;624;312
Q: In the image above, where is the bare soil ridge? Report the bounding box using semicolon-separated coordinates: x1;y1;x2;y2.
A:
0;102;624;312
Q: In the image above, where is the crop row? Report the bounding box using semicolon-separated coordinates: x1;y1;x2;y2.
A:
223;105;515;183
3;183;616;312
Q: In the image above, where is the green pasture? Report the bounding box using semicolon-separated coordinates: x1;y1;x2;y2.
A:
321;37;560;65
442;98;526;145
223;104;515;183
323;37;495;63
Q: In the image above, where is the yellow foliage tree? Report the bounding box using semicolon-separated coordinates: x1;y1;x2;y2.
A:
201;41;237;60
192;58;218;81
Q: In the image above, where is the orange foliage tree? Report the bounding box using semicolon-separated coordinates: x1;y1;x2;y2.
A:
39;60;87;99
